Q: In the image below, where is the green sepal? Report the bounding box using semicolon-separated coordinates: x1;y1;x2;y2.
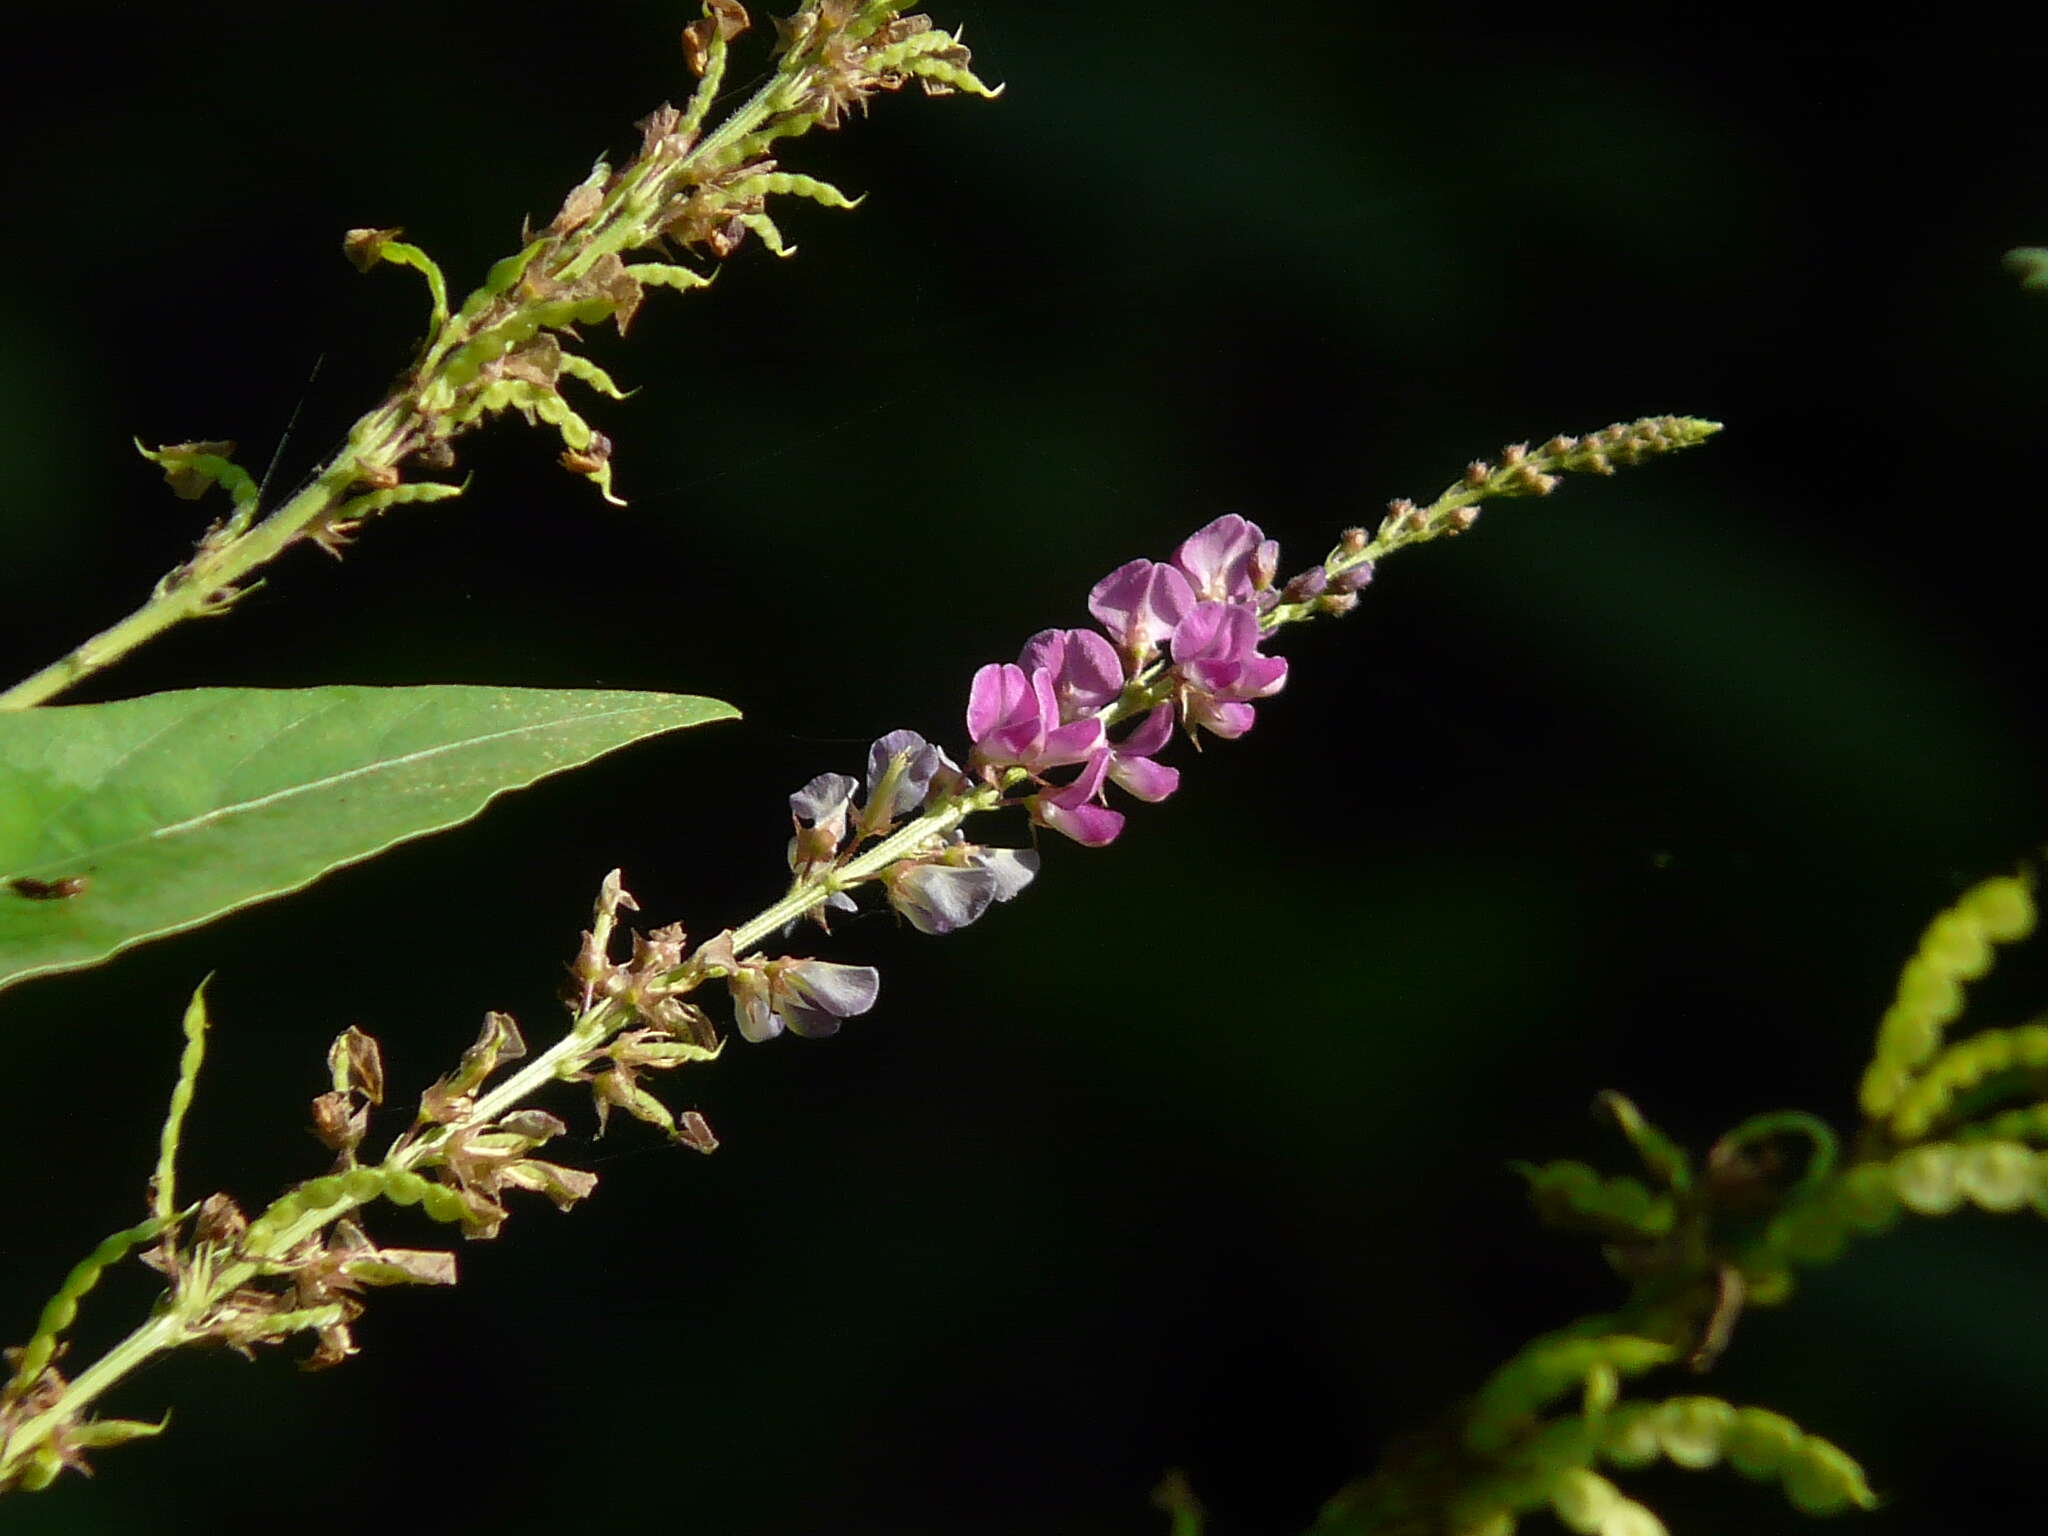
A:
866;32;1002;99
332;479;467;525
454;239;547;324
69;1413;171;1451
135;440;260;527
622;261;714;296
344;230;451;342
729;170;864;210
593;1072;678;1138
557;352;631;400
739;211;794;257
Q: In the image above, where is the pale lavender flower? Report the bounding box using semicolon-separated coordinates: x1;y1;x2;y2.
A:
1018;627;1124;721
789;772;857;845
1087;559;1194;665
732;958;882;1042
885;846;1041;935
789;773;860;907
967;662;1104;775
865;728;956;827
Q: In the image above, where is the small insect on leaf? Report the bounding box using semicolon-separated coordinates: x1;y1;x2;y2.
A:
8;875;89;901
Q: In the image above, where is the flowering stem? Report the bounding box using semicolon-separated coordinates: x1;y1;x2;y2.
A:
0;416;1719;1489
0;1;996;713
0;408;416;712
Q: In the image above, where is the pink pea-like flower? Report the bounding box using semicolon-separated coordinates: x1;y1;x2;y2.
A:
1018;627;1124;721
966;662;1104;775
1171;514;1279;606
1087;559;1194;665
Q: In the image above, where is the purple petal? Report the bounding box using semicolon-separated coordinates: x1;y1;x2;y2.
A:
968;663;1034;748
976;847;1040;901
866;729;941;822
1021;627;1124;720
1187;698;1258;739
1169;602;1234;666
1172;514;1266;603
789;772;858;832
1236;653;1288;699
781;959;882;1020
1088;560;1193;659
1109;754;1180;803
1118;704;1174;757
1017;628;1068;679
1041;716;1107;766
1086;560;1154;647
1059;629;1125;714
1033;793;1125;847
730;971;783;1043
1251;538;1280;591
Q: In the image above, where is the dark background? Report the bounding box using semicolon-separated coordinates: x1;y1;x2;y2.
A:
4;3;2048;1532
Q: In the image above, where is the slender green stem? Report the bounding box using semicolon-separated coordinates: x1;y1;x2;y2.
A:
0;406;415;711
0;2;981;712
0;784;1010;1482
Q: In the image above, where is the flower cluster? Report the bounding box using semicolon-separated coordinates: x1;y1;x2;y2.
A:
726;514;1315;1049
741;430;1721;1042
967;513;1298;846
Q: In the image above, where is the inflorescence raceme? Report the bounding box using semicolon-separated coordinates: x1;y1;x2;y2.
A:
0;416;1716;1490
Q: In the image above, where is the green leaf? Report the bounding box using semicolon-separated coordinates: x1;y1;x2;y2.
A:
0;685;738;992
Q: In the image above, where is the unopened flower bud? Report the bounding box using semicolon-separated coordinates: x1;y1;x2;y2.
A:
1316;591;1360;617
1340;526;1368;555
1249;539;1279;591
1282;567;1327;602
1328;561;1374;595
1462;461;1492;488
1445;506;1481;533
